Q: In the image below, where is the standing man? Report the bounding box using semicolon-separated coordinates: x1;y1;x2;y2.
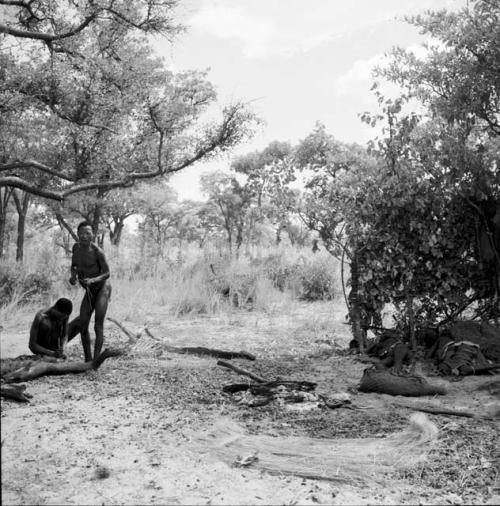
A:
70;221;112;362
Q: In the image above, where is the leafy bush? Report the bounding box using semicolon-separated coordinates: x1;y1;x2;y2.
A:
0;262;54;305
208;268;257;309
256;254;300;292
296;256;338;301
174;290;221;316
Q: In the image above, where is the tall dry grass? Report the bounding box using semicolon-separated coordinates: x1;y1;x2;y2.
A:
1;232;342;330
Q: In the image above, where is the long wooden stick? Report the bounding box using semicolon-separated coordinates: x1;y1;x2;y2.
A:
170;346;256;361
392;400;477;419
3;348;123;383
143;327;256;361
217;360;267;383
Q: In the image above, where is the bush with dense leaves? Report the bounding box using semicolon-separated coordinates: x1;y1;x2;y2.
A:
0;263;53;305
256;254;300;292
296;257;338;301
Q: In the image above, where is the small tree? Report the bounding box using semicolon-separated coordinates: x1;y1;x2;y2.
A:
295;123;381;350
200;172;254;254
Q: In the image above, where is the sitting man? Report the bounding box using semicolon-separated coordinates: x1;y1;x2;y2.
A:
29;298;80;359
366;330;412;374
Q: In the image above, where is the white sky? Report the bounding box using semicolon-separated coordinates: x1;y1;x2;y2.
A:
156;0;465;200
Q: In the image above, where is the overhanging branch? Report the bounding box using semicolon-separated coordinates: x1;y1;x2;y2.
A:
0;12;98;42
0;160;75;181
0;139;233;201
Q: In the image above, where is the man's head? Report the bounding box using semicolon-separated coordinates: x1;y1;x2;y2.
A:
77;221;93;243
52;298;73;319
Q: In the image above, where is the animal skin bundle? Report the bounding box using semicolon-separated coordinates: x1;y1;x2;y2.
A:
194;413;438;484
359;368;447;396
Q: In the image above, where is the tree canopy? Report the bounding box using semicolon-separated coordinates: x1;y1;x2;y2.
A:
0;0;258;201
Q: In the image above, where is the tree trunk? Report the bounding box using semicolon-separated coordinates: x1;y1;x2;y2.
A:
225;225;233;253
0;187;13;259
109;216;126;246
12;190;31;263
276;224;283;245
405;283;417;354
90;191;105;247
96;232;105;248
0;213;5;259
235;225;243;256
348;250;365;352
54;212;77;256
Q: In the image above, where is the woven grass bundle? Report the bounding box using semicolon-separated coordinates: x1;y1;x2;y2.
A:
195;413;438;484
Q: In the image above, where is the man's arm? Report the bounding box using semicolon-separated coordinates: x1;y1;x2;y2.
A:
69;243;78;285
29;312;57;357
57;318;69;358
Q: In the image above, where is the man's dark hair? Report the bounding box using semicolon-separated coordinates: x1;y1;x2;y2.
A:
77;221;92;232
54;298;73;315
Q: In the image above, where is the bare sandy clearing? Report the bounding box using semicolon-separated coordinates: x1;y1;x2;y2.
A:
1;301;499;505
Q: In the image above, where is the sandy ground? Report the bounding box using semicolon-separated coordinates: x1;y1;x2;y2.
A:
1;301;499;505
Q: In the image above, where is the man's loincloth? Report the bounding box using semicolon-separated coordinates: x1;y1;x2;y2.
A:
80;280;110;307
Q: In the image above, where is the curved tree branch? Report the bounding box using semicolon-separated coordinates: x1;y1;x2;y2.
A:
0;160;75;181
0;129;247;201
55;212;79;242
0;1;182;46
0;13;98;42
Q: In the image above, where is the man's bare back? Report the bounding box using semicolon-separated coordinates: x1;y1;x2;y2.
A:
29;298;79;358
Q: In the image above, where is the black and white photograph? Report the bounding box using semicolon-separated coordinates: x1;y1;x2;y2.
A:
1;0;499;504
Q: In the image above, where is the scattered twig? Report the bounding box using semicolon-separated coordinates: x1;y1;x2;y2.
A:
223;379;317;394
107;317;144;345
217;360;267;383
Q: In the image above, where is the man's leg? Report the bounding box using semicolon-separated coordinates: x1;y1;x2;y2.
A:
93;283;111;359
79;296;93;362
67;316;81;342
392;343;411;374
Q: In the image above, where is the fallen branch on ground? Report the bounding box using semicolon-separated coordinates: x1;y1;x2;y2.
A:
167;345;256;361
109;319;256;360
392;401;474;418
0;383;33;402
222;379;317;394
107;317;144;346
2;348;123;383
144;328;256;360
392;400;500;419
217;360;267;383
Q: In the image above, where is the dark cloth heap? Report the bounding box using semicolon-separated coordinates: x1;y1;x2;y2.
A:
429;321;499;376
